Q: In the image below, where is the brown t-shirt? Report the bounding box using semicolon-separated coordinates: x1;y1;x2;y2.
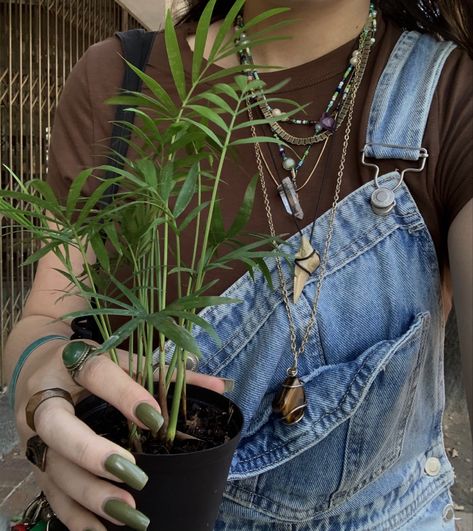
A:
47;12;473;304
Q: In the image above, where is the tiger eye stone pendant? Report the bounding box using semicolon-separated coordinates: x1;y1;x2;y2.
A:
272;372;307;424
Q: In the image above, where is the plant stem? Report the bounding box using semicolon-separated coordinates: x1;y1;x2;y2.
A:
167;349;185;445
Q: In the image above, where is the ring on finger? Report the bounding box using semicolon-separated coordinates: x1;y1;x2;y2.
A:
25;435;49;472
25;388;74;432
62;341;99;385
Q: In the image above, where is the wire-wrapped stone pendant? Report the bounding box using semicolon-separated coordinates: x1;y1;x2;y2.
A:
272;374;307;424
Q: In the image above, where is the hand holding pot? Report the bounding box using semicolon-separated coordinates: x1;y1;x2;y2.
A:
14;339;228;531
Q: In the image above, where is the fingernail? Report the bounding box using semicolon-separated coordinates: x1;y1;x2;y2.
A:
104;499;150;531
105;454;148;491
135;402;164;435
221;378;235;392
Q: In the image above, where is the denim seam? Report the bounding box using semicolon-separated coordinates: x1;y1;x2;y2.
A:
388;476;454;530
332;313;431;504
199;296;282;371
224;464;454;526
236;318;426;468
295;212;421;294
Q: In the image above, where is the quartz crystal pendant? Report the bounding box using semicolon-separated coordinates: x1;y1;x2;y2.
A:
293;236;320;303
272;375;307;424
278;176;304;219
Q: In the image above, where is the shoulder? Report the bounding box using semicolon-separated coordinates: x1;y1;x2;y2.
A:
79;36;125;100
437;44;473;100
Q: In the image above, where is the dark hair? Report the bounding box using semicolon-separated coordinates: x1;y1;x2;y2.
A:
177;0;473;57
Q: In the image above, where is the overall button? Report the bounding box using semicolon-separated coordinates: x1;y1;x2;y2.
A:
424;456;441;476
442;503;455;522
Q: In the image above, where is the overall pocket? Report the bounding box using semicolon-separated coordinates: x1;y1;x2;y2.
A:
222;311;431;521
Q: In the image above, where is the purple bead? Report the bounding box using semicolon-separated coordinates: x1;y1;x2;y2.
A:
320;112;336;132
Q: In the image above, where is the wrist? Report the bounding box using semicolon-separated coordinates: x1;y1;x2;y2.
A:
9;336;70;411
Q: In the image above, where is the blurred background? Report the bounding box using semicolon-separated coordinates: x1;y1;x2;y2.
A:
0;0;471;527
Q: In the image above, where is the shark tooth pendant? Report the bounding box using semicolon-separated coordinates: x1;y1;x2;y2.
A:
272;373;307;424
293;236;320;303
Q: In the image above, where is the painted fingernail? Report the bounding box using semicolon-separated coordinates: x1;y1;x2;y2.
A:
135;402;164;435
105;454;148;491
221;378;235;392
104;499;150;531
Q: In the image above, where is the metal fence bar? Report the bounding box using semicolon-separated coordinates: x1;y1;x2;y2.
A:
0;0;143;386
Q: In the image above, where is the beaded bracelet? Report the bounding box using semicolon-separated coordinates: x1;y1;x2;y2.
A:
8;335;69;410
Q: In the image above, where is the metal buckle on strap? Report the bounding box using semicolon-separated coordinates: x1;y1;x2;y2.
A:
361;144;428;216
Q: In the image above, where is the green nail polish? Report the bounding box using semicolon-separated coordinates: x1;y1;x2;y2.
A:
104;499;150;531
135;402;164;434
105;454;148;491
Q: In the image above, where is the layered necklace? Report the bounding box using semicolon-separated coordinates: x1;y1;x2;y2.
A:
236;5;378;424
236;4;377;221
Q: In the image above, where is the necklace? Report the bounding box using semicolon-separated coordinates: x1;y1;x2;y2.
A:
246;16;374;425
235;3;377;147
235;5;377;220
259;138;330;220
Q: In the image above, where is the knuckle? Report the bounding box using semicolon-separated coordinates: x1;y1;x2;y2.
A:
74;437;95;470
79;354;108;384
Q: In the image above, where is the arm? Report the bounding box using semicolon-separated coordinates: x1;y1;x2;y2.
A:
447;198;473;442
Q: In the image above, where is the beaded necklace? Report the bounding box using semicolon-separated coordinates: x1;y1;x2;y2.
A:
242;6;378;424
235;4;377;219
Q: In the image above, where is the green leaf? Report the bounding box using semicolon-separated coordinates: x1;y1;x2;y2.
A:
120;60;177;113
165;10;186;101
95;319;140;354
90;232;110;271
102;223;123;256
159;161;175;202
201;65;249;84
188;104;228;132
173;163;198;217
197;91;233;114
22;241;61;266
66;169;93;218
253;257;274;290
147;314;201;356
231;136;287;147
209;201;225;246
138;158;159;188
214;83;239;101
29;180;60;212
162;309;221;346
226;174;258;239
191;0;216;82
183;118;223;148
178;201;211;233
208;0;245;63
166;295;241;311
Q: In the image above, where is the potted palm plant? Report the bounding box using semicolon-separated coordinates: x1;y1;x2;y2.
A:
1;1;299;529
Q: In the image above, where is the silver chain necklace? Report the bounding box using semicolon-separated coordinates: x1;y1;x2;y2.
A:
247;22;373;425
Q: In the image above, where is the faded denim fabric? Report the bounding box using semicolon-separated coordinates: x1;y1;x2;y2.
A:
181;31;458;529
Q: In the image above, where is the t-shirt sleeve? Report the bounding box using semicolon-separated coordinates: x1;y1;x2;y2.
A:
434;47;473;227
46;37;124;202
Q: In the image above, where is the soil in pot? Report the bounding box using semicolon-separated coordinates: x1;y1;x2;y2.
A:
76;384;244;531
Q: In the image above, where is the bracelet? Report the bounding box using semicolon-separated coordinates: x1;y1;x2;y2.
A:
8;335;69;410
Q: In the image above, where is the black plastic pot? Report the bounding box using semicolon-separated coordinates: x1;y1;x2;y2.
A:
75;385;243;531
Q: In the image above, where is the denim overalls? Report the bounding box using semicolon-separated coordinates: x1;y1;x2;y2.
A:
185;31;458;530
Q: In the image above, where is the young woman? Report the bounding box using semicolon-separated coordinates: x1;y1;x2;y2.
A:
5;0;472;529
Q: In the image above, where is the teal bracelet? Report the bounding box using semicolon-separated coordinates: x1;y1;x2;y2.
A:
8;335;69;410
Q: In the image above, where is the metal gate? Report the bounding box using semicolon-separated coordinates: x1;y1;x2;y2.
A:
0;0;143;385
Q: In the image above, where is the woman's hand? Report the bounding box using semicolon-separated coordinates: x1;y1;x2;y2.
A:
14;341;227;531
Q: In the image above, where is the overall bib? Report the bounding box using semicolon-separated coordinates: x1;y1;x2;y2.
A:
172;31;458;530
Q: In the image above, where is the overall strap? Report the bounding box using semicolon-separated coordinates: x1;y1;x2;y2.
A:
71;29;157;342
364;31;456;161
103;29;157;203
